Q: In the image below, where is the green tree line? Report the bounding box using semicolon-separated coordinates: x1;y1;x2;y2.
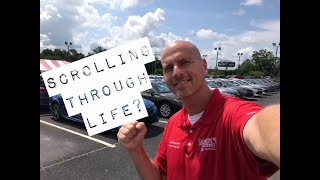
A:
40;47;280;80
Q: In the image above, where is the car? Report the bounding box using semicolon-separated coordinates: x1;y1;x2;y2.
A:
148;75;164;82
49;94;159;131
210;78;256;100
141;81;183;118
206;79;240;97
245;78;279;92
227;79;265;97
40;75;49;107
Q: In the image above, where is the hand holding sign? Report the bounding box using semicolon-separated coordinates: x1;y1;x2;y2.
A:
41;37;155;136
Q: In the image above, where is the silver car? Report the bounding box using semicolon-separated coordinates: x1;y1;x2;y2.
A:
206;79;240;97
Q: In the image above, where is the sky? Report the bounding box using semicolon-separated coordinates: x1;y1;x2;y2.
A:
40;0;280;70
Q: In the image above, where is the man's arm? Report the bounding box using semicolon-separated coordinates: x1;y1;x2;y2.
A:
117;121;166;180
243;104;280;167
128;145;167;180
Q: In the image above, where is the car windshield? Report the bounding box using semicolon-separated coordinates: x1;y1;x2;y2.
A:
222;80;236;87
207;81;220;88
153;82;171;93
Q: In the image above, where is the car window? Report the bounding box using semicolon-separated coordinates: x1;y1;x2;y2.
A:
153;83;171;93
207;81;219;88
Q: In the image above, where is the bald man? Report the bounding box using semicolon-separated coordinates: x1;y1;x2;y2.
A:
117;40;279;180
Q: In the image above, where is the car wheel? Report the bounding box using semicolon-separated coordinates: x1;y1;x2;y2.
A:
51;103;63;121
159;102;172;118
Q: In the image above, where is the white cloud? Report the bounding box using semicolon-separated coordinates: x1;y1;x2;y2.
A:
191;29;227;39
158;32;190;44
123;8;165;38
121;0;153;10
241;0;263;6
99;8;166;48
40;5;62;21
77;5;117;29
71;8;166;53
40;0;279;67
202;19;279;69
40;0;120;53
86;0;153;10
40;33;51;50
40;0;89;51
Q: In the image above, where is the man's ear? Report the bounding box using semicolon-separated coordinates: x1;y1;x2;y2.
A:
202;59;208;75
202;59;208;68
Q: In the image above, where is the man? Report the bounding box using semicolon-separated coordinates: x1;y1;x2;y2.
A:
117;40;280;179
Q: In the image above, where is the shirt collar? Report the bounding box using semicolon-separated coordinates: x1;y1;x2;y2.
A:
178;88;225;128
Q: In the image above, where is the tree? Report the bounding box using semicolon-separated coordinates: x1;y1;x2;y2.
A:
86;46;107;57
40;49;55;59
40;48;68;60
251;49;274;76
155;69;163;75
68;49;85;62
40;48;85;62
93;46;107;54
240;59;256;75
248;71;265;77
273;57;280;78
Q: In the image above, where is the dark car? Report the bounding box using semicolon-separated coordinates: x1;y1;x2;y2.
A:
49;94;158;131
40;75;49;107
141;81;183;118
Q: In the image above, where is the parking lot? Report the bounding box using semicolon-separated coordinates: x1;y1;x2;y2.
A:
40;91;280;180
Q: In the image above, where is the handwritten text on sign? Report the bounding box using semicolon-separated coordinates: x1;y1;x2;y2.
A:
41;37;155;136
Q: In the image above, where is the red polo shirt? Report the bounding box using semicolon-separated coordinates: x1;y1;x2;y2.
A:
154;89;279;180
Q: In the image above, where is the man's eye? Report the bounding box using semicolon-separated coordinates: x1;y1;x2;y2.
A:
164;67;173;72
182;61;190;66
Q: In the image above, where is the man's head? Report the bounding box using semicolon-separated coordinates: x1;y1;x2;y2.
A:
161;40;209;99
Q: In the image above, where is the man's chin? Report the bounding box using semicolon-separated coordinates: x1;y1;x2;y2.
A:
175;81;190;90
175;90;192;99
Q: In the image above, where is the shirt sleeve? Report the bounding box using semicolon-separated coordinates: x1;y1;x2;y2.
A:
225;98;279;177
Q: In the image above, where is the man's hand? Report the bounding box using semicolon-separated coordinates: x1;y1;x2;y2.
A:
117;121;147;150
117;121;163;180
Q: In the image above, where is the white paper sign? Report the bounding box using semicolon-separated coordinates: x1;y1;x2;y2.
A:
41;37;155;136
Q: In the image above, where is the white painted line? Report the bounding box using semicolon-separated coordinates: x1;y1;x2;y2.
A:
158;120;168;124
40;120;116;148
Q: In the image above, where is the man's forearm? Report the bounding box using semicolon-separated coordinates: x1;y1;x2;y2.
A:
128;145;162;180
244;104;280;167
256;104;280;167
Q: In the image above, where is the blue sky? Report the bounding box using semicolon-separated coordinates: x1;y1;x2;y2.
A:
40;0;280;70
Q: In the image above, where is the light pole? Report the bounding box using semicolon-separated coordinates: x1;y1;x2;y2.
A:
214;47;221;70
225;60;228;71
154;52;160;75
65;42;73;53
272;42;280;77
237;52;243;73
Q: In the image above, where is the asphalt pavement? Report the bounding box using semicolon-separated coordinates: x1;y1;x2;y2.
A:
40;91;280;180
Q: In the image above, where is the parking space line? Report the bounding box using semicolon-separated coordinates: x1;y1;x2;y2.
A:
158;120;168;124
40;120;116;148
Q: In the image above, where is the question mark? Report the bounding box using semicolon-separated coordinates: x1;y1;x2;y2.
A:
133;99;141;112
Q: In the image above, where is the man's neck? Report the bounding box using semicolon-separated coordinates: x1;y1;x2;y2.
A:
182;87;213;116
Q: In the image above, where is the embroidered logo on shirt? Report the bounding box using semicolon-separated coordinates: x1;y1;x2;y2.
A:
168;141;180;149
199;138;216;152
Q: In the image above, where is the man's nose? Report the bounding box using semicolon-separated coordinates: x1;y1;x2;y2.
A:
172;65;184;78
